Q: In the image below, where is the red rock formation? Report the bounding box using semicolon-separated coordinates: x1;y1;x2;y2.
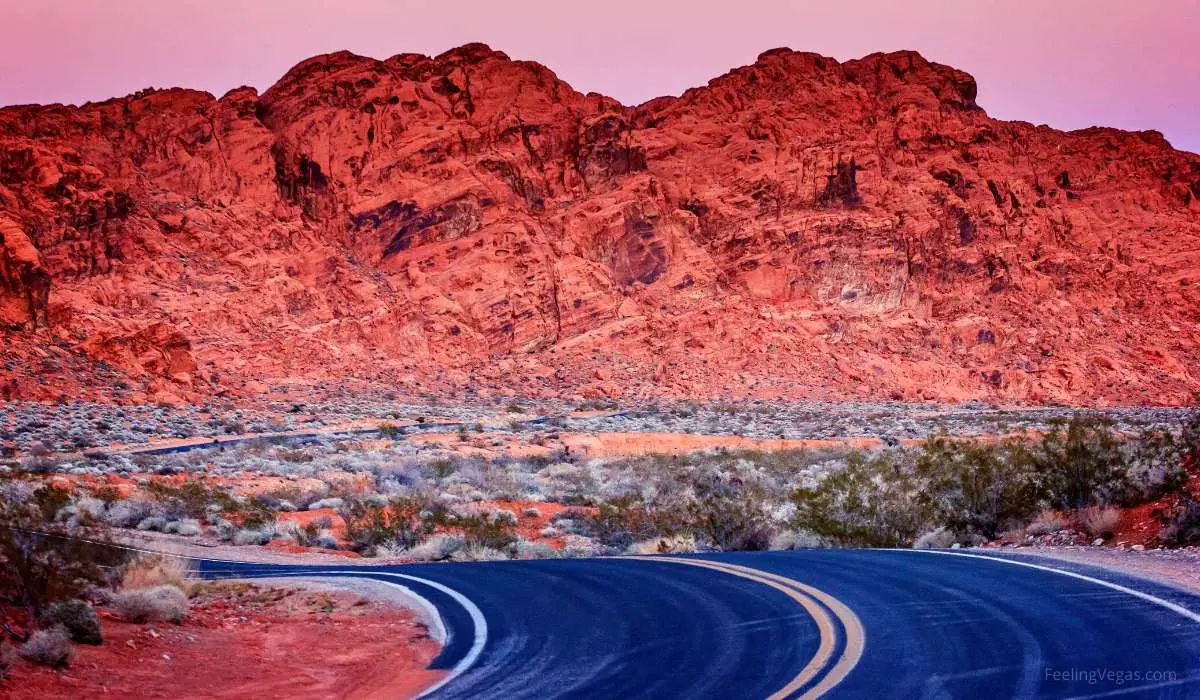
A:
2;44;1198;404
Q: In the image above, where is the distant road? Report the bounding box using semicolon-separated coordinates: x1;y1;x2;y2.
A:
194;549;1200;698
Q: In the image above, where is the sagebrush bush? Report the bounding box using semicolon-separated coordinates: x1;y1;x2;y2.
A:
913;528;957;550
512;540;558;560
39;599;102;645
112;585;189;623
136;516;168;532
102;499;156;528
232;527;274;546
20;627;73;668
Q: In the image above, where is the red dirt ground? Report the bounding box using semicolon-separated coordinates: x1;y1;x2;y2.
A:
0;584;442;699
480;499;597;549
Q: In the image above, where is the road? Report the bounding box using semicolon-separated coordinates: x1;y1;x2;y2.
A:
195;549;1200;699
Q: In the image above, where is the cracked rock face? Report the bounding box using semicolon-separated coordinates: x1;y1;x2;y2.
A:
1;43;1198;404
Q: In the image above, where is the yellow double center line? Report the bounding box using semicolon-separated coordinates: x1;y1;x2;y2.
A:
645;557;865;699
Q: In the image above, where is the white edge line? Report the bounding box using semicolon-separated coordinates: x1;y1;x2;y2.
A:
348;571;489;698
900;549;1200;624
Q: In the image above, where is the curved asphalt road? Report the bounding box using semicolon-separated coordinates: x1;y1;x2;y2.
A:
195;550;1200;699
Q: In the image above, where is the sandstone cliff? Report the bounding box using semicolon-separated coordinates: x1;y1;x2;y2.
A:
2;44;1198;404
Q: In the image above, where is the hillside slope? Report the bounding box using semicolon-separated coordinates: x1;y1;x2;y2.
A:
2;44;1198;404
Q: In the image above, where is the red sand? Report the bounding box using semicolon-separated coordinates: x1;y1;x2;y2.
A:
0;584;442;700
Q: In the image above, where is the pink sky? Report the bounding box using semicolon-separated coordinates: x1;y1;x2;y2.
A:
1;0;1197;153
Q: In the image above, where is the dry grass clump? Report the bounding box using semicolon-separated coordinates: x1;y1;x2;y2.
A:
111;585;189;623
121;554;194;593
20;627;73;668
1025;511;1068;536
1079;506;1122;538
625;535;697;555
404;534;465;562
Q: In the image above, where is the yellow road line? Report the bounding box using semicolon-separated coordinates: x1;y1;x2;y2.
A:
700;560;866;699
637;556;864;699
659;558;839;699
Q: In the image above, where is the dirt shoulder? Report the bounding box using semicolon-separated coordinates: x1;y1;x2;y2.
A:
995;546;1200;595
0;580;443;700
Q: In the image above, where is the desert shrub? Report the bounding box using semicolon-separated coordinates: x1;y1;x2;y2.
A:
451;544;509;562
491;509;518;526
102;499;156;528
1179;410;1200;469
0;642;14;679
20;627;72;667
232;527;274;546
281;520;335;549
32;486;70;521
91;486;122;504
0;491;128;622
1034;416;1129;509
146;480;234;520
522;507;541;518
1123;428;1188;503
340;497;433;556
174;519;201;537
456;513;518;551
787;530;832;549
72;497;107;523
511;540;557;560
39;599;101;645
1160;495;1200;545
429;458;457;480
308;497;344;511
404;534;464;562
1078;506;1121;538
681;467;773;551
791;451;927;547
912;527;957;550
915;437;1041;538
1026;511;1068;536
111;585;188;623
136;516;168;532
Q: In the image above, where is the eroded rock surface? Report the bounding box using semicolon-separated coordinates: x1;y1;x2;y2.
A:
2;44;1198;403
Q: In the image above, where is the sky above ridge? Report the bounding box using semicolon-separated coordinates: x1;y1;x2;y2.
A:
1;0;1197;153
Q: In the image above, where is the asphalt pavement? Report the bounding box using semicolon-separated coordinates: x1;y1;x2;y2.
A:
195;549;1200;699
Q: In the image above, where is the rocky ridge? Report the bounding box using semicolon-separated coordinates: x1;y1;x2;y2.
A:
2;44;1198;404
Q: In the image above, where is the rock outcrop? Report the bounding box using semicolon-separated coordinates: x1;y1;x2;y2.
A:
2;44;1198;404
